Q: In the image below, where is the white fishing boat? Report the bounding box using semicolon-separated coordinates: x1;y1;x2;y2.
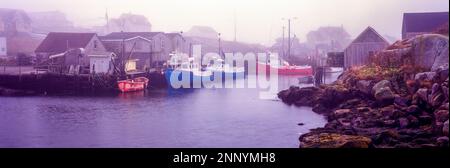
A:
165;57;214;85
206;59;245;79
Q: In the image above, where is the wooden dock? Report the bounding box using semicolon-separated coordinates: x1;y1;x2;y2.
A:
0;73;118;93
0;70;168;95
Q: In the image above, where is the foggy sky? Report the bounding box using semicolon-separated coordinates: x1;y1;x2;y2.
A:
2;0;449;45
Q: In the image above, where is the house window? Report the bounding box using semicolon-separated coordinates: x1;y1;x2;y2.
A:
94;40;98;49
161;38;164;49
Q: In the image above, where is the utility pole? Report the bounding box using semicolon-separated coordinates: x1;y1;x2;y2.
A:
105;8;109;34
149;39;153;70
218;33;222;58
189;43;192;58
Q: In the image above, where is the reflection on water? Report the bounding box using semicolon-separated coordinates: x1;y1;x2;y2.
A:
323;68;343;84
0;74;343;148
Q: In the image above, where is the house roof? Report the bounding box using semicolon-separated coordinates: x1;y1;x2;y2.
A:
35;32;97;53
100;32;164;41
349;26;389;44
0;8;31;24
166;33;183;38
5;32;43;55
403;12;449;33
165;33;186;41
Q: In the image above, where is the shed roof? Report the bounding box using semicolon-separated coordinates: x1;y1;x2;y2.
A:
7;32;43;55
35;32;96;53
345;27;389;51
165;32;183;38
100;32;163;41
352;27;388;44
0;8;31;24
403;12;449;33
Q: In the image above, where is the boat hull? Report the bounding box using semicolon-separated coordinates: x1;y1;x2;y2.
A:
257;63;313;76
117;77;149;93
211;70;245;80
164;68;214;88
278;67;313;75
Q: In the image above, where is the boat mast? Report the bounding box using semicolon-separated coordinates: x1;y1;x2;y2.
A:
282;26;285;60
287;19;291;62
121;31;126;79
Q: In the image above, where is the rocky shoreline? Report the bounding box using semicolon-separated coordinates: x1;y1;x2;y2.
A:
278;34;449;148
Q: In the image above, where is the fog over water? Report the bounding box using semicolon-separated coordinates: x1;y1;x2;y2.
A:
0;75;338;148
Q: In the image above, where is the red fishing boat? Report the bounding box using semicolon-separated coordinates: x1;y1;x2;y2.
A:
117;77;149;93
277;65;313;75
257;61;313;76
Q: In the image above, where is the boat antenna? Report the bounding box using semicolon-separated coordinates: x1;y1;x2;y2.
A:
234;9;237;42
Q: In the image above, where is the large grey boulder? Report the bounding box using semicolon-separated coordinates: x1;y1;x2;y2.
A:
374;87;395;104
444;120;449;136
414;72;436;81
409;34;449;71
372;80;395;105
356;80;373;95
372;80;391;95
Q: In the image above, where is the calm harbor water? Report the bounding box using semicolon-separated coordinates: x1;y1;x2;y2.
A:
0;72;341;148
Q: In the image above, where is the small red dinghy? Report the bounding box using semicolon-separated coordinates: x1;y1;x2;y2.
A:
117;77;149;93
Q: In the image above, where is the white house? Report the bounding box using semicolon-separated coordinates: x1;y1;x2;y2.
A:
0;36;6;58
89;52;116;74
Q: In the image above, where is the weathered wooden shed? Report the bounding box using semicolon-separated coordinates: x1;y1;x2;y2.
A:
35;32;111;74
344;27;389;68
100;32;172;70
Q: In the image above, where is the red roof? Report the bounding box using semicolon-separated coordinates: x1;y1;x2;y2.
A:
35;32;96;53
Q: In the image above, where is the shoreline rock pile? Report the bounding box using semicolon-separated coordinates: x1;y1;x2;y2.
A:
278;34;449;148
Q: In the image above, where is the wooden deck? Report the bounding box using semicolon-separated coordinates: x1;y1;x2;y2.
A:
0;66;37;75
